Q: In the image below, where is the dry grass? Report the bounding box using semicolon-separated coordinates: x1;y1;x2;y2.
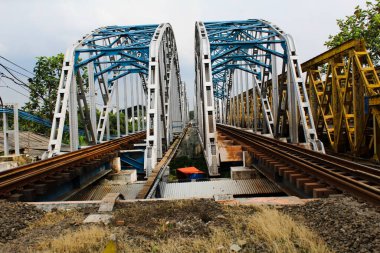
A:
23;201;331;253
119;206;331;253
29;212;66;228
29;209;83;229
251;206;331;253
33;226;109;253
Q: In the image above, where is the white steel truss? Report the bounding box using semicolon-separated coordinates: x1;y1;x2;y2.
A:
47;24;187;170
195;20;324;175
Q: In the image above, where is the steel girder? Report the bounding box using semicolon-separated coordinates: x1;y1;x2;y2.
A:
144;24;184;175
47;24;185;163
302;39;380;161
195;19;324;175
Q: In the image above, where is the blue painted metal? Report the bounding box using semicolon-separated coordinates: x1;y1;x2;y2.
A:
120;152;144;172
203;20;288;99
0;108;84;135
35;163;110;201
74;25;159;86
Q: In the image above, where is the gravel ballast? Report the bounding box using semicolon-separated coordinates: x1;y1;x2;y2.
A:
281;196;380;253
0;200;45;243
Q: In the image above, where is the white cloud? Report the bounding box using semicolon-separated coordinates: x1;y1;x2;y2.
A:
0;42;7;55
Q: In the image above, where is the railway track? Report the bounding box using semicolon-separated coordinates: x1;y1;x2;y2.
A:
217;124;380;205
0;131;145;201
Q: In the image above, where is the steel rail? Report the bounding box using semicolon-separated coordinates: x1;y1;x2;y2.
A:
0;131;145;196
217;124;380;205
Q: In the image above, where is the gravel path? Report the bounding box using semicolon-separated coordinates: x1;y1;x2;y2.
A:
0;200;45;243
281;196;380;253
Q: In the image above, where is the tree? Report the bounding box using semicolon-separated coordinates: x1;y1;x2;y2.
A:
23;53;64;121
325;1;380;64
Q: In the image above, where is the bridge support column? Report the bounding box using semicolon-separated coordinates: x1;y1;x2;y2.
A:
1;104;19;156
111;157;121;173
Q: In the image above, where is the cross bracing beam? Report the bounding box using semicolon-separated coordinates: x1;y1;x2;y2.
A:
47;23;187;167
302;39;380;161
195;19;324;175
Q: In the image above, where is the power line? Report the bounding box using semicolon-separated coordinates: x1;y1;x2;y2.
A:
0;55;34;75
0;63;33;79
0;64;30;90
0;72;30;93
0;84;29;98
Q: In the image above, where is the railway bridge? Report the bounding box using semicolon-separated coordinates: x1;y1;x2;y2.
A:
0;20;379;206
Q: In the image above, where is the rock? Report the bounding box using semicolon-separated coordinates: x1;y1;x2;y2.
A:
230;244;241;252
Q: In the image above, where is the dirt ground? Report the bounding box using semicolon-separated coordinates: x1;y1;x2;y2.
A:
0;199;330;253
0;197;377;253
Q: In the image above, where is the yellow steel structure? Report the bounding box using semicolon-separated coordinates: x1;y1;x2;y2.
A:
302;39;380;161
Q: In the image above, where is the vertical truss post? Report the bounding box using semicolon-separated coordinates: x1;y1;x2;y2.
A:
245;71;250;128
252;73;258;133
13;104;20;156
287;61;298;143
141;83;145;130
69;72;79;151
137;76;141;132
116;80;120;138
234;73;238;126
131;74;135;133
88;62;97;139
124;76;129;136
239;69;244;127
271;41;279;130
2;106;9;156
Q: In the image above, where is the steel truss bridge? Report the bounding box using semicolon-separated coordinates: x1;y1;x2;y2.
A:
195;20;324;175
43;19;379;176
46;24;188;174
1;20;380;204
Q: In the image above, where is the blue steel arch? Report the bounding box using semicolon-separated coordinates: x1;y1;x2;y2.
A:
74;24;158;91
203;20;287;99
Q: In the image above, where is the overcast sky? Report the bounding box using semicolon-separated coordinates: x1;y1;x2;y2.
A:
0;0;368;109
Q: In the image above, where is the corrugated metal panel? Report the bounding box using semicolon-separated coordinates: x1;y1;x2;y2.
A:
160;178;282;199
69;182;145;201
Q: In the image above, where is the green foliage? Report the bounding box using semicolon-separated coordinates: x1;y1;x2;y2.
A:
23;53;64;121
18;53;64;135
189;110;194;120
325;1;380;64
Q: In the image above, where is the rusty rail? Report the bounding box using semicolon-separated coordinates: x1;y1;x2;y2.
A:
0;131;145;199
217;124;380;205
